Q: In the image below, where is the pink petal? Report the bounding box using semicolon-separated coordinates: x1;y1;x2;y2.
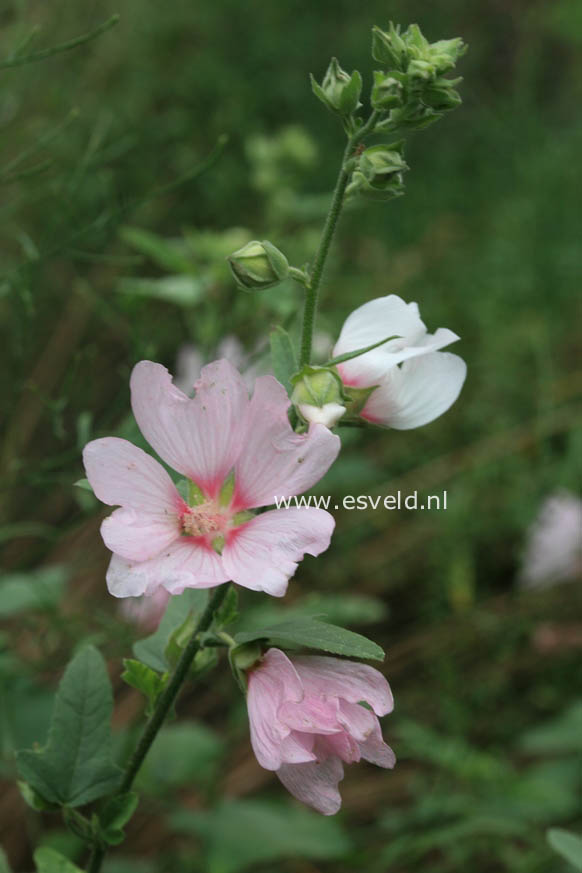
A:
101;508;178;561
362;351;467;429
247;649;304;770
232;376;340;509
292;656;394;716
130;359;249;497
320;731;361;764
277;756;344;815
105;538;229;598
83;437;181;514
222;508;335;597
278;696;342;735
338;700;378;742
358;729;396;769
279;731;317;764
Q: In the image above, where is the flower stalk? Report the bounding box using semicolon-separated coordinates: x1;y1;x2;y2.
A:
299;110;379;367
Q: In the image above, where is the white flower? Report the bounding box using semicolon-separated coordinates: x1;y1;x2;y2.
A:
333;294;466;429
519;491;582;589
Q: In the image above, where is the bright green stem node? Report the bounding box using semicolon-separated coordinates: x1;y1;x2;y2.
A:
299;110;379;368
85;583;231;873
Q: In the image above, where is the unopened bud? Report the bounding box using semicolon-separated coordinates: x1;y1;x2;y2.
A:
297;402;346;428
371;71;404;111
371;22;408;70
347;143;408;201
227;240;289;291
291;366;346;428
311;57;362;117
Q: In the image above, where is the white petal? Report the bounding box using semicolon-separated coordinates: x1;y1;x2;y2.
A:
362;351;467;430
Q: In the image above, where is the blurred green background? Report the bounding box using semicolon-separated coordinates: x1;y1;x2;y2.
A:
1;0;581;871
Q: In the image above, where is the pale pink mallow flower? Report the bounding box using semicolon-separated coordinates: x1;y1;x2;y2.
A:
519;490;582;589
247;648;395;815
83;359;340;599
333;294;467;429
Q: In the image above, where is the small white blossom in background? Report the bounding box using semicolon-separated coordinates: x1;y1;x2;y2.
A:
174;336;265;395
334;294;466;429
518;490;582;589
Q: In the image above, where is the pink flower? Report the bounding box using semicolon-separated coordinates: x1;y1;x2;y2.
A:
333;294;466;429
83;359;340;599
247;648;395;814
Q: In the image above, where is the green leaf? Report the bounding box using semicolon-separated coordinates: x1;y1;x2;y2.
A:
237;592;388;631
326;334;399;366
133;589;209;672
17;780;59;812
16;646;122;807
121;659;167;716
170;799;352;873
548;829;582;871
116;275;208;307
518;701;582;755
73;478;93;492
0;566;67;616
269;326;298;396
0;847;13;873
119;226;194;273
234;617;384;661
33;847;84;873
99;792;139;846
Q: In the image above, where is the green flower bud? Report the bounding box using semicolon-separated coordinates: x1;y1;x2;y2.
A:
371;22;408;70
291;366;346;427
310;57;362;117
227;240;289;291
347;143;408;201
371;71;405;111
422;76;463;112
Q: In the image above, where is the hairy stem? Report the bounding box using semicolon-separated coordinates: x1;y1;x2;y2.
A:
86;583;231;873
299;110;378;367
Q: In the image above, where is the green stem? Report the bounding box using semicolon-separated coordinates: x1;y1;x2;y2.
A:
85;583;230;873
298;110;379;368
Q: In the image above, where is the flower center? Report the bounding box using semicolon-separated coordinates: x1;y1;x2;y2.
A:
181;503;224;537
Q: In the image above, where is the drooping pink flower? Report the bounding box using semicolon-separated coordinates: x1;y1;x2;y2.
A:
83;359;340;599
246;648;395;814
333;294;466;429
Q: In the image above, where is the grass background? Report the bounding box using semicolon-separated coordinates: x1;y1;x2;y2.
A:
0;0;581;871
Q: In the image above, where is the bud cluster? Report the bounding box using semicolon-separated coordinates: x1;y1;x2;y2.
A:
371;22;466;131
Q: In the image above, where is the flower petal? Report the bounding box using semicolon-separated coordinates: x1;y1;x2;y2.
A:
358;728;396;769
130;359;249;497
292;656;394;716
334;294;460;386
83;437;181;514
101;509;178;561
278;696;342;735
277;756;344;815
362;351;467;429
233;376;340;509
338;700;378;742
222;508;335;597
247;649;304;770
105;538;229;598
